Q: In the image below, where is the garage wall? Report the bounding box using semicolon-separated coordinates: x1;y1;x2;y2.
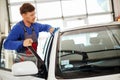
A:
0;0;9;35
113;0;120;18
0;0;120;35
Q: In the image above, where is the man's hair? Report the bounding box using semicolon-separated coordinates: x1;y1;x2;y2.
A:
20;3;35;14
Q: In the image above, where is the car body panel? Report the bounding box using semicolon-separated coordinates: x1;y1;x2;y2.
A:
0;69;43;80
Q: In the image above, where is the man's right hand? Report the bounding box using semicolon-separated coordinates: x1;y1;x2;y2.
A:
23;38;33;47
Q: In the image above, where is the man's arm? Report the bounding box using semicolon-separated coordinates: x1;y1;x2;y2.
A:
4;26;24;52
37;23;60;35
36;23;54;33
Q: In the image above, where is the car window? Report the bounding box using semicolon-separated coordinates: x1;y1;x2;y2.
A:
108;25;120;44
37;32;51;61
55;26;120;79
0;32;51;71
0;37;16;70
0;37;5;68
39;32;54;71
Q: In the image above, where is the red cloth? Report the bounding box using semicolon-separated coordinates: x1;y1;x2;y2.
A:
25;42;37;56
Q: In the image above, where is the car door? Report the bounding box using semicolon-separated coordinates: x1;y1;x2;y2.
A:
0;32;54;80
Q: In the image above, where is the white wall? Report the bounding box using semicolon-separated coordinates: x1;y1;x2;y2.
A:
0;0;9;35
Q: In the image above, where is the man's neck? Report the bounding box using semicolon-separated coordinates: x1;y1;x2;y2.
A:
23;20;31;27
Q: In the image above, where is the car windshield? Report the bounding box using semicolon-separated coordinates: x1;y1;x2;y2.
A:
55;25;120;79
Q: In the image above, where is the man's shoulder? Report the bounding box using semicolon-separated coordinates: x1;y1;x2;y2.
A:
33;22;42;26
11;21;23;30
33;22;51;27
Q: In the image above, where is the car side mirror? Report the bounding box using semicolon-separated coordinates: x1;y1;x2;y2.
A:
12;61;38;76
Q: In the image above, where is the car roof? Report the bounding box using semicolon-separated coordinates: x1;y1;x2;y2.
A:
60;21;120;33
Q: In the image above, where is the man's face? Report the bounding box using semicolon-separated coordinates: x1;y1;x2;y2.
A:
22;11;36;23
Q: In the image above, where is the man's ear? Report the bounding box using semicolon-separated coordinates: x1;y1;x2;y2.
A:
22;13;26;18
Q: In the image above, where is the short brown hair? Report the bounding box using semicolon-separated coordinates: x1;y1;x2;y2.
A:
20;3;35;14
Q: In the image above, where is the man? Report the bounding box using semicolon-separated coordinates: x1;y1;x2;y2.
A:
4;3;55;61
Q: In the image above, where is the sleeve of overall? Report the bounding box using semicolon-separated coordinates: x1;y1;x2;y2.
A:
4;26;23;52
38;23;52;32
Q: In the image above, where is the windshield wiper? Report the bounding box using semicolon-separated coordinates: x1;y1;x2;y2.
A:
59;49;120;63
59;48;120;56
62;64;120;72
86;48;120;53
79;65;120;72
59;48;120;59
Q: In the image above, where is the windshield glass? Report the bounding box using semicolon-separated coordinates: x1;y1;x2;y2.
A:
55;25;120;79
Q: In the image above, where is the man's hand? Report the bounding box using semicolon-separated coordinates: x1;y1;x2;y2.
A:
23;38;33;47
49;27;54;33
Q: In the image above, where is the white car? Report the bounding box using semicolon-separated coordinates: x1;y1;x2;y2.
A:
0;22;120;80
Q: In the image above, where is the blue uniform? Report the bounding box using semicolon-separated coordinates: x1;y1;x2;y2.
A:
4;20;51;53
